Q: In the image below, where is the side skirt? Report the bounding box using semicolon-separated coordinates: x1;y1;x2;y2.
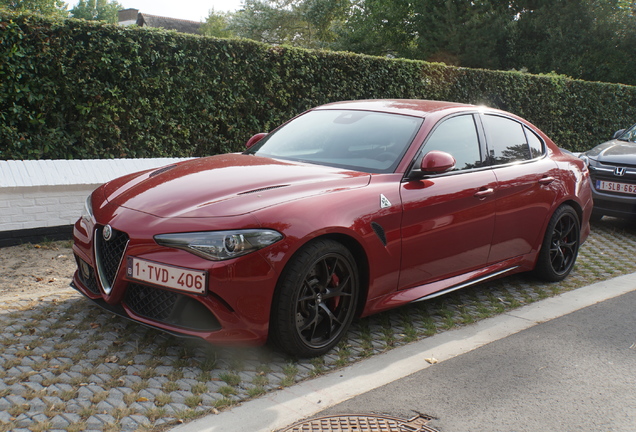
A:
412;266;519;302
361;256;529;316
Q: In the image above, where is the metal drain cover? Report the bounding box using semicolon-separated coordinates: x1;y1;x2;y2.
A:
279;413;439;432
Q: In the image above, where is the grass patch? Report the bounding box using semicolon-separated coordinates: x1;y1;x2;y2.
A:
79;406;97;420
30;421;53;432
247;386;266;398
185;394;202;408
219;372;241;386
90;391;109;404
145;407;167;422
155;392;172;406
175;408;204;421
191;382;208;395
131;380;149;392
8;404;29;417
213;397;235;410
67;422;88;432
218;385;237;397
162;381;179;393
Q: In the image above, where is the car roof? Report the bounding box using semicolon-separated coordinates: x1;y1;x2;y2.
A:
315;99;476;118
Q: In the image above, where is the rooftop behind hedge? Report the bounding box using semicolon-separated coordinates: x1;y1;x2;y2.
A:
1;13;635;160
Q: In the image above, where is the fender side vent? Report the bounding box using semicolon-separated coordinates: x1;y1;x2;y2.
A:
371;222;387;246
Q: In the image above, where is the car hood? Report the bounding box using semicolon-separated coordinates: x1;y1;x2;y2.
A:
586;140;636;165
101;154;371;218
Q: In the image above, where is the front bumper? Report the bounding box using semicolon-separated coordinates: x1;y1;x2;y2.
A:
72;205;282;346
589;165;636;218
591;190;636;218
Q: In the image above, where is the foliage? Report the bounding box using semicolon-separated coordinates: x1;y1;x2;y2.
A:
0;0;66;17
1;12;636;160
229;0;305;46
225;0;636;86
200;8;234;38
229;0;332;48
331;0;415;56
508;0;636;85
70;0;122;24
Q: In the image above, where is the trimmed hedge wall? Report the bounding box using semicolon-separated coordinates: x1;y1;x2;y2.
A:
2;12;636;160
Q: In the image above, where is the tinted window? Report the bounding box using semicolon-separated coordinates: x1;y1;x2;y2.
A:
423;115;482;170
483;115;532;165
249;110;423;173
525;127;544;158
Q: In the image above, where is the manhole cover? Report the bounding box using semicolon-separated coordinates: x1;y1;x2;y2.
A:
279;413;439;432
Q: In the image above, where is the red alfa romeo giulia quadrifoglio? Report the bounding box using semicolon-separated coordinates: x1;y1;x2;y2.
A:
72;99;592;357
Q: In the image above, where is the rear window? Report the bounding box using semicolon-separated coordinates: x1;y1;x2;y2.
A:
483;115;543;165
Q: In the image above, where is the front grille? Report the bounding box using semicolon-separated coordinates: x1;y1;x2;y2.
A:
76;256;100;295
596;160;636;169
126;283;178;321
95;226;129;294
125;283;221;332
590;165;636;183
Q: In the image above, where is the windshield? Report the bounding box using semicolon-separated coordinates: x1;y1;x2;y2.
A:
247;109;423;173
617;124;636;142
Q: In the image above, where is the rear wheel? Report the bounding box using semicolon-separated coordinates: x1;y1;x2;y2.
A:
270;239;359;358
535;205;580;282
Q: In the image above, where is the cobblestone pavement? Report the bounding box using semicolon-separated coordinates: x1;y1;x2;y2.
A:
1;218;636;432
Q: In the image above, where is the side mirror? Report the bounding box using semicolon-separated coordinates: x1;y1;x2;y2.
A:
420;150;456;174
246;133;268;149
612;129;625;140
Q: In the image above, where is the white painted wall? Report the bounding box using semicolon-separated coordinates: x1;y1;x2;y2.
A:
0;158;192;233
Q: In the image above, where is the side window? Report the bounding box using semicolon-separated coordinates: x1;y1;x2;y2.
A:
423;115;482;170
525;126;545;158
483;115;532;165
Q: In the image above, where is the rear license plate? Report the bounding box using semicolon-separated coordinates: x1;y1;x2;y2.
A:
596;180;636;195
126;257;207;295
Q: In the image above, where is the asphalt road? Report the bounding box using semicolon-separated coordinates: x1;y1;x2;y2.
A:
318;289;636;431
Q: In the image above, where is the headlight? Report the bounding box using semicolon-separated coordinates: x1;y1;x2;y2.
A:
154;229;284;261
81;194;94;224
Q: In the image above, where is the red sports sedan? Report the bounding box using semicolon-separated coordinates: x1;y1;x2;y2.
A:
72;99;592;357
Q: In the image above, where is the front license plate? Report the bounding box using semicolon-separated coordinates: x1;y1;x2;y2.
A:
596;180;636;195
126;257;207;295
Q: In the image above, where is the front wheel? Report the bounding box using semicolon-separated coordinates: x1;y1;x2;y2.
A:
269;239;359;358
534;205;580;282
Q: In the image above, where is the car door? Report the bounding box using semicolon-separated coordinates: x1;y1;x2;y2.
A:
398;114;498;290
479;114;560;263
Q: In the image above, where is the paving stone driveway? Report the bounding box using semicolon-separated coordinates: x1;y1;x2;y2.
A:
1;218;636;432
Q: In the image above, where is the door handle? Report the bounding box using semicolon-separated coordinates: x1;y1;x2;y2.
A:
474;187;494;199
539;176;555;185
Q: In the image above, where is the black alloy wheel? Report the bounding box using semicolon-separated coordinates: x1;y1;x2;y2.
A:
270;239;359;358
535;205;580;282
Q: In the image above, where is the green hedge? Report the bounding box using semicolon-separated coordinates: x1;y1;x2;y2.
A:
2;12;636;160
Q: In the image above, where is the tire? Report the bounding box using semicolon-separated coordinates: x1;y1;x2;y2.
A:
270;239;359;358
534;205;581;282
